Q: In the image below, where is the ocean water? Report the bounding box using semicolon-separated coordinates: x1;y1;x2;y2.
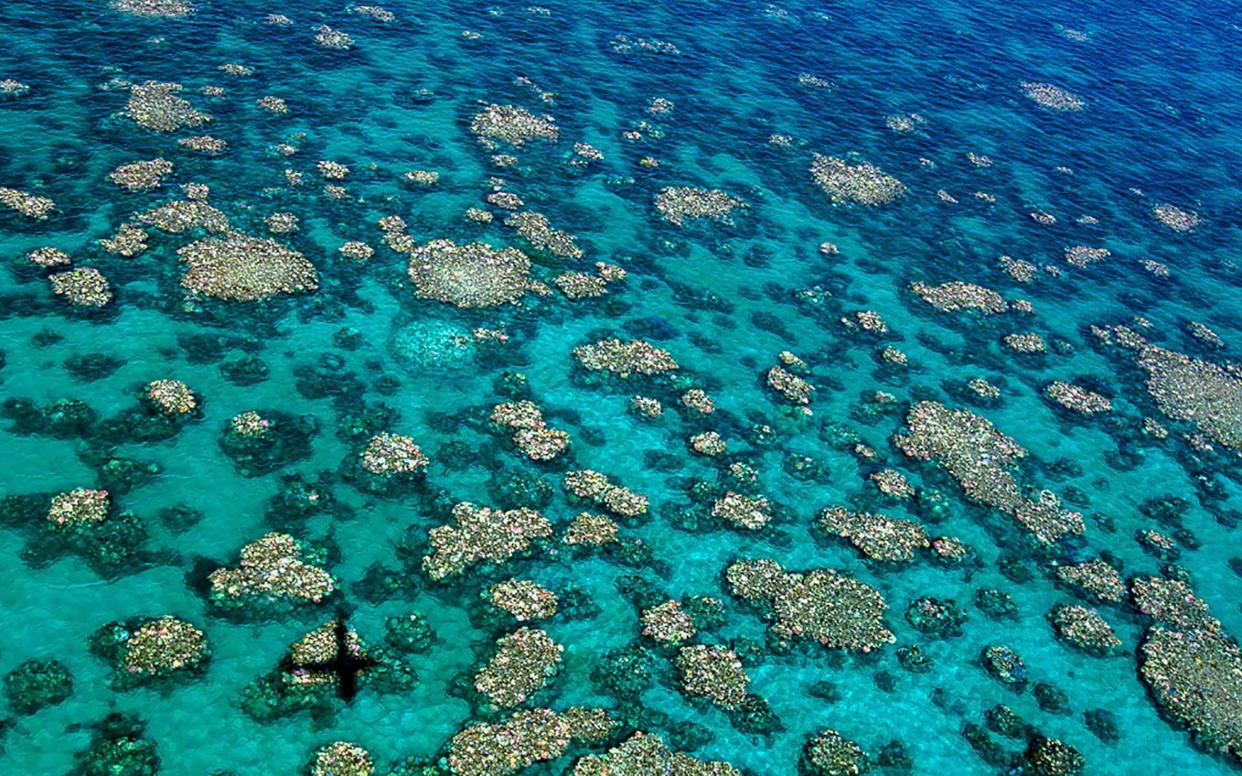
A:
0;0;1240;774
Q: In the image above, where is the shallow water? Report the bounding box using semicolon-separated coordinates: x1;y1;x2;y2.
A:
1;0;1240;774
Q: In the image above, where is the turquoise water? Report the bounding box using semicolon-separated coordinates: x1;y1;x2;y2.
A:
1;0;1240;773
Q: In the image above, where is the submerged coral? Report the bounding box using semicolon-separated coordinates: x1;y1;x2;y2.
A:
910;281;1007;314
423;503;552;580
563;512;619;546
310;742;373;776
474;627;563;707
573;338;678;377
564;470;648;518
641;600;697;645
1056;559;1124;603
138;199;229;234
1021;81;1085;111
26;247;71;268
810;154;905;205
1140;627;1242;762
359;433;428;475
209;533;336;607
0;187;55;218
1096;326;1242;452
47;488;109;528
179;232;318;302
506;211;582;257
726;559;894;652
712;492;772;530
4;659;73;715
1045;382;1112;414
111;0;193;16
655;187;746;226
144;379;196;416
1153;204;1201;233
126;81;210;132
470;104;559;148
574;732;740;775
93;616;209;680
817;507;929;562
895;401;1025;512
446;708;611;776
803;728;870;775
108;159;173;191
407;239;531;308
1049;604;1121;653
767;365;815;406
489;579;558;622
676;645;749;709
50;268;111;307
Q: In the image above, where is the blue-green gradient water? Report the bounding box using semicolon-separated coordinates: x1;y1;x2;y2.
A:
1;0;1240;773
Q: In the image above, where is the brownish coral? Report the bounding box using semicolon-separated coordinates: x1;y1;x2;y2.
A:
423;503;552;580
407;239;531;308
179;232;318;301
817;507;929;561
725;559;894;652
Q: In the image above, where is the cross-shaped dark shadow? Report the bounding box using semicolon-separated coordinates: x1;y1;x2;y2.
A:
292;607;379;702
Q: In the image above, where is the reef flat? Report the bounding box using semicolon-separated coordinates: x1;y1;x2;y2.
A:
0;0;1240;774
